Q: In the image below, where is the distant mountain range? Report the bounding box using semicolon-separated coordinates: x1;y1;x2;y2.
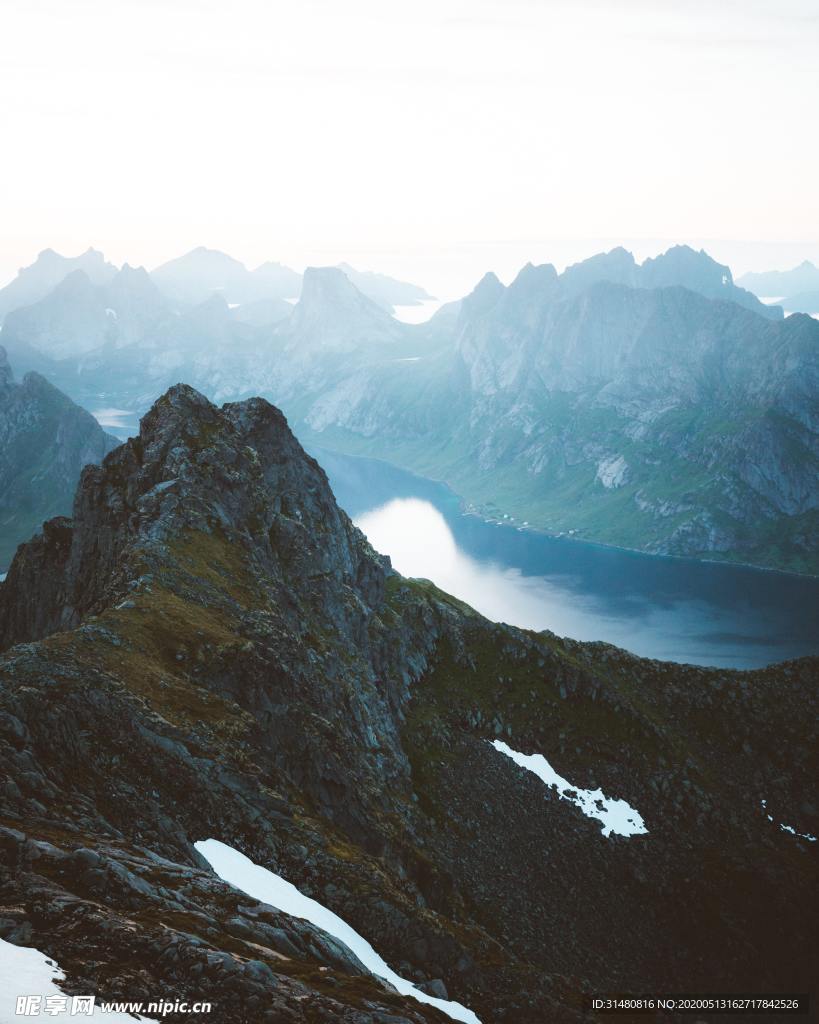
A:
150;247;303;307
1;243;815;573
738;260;819;314
0;246;435;322
291;256;817;574
559;245;781;318
0;247;116;321
0;346;118;569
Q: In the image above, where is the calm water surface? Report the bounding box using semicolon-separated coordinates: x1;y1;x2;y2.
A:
314;447;819;670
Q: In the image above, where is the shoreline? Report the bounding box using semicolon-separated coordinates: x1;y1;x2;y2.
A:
312;444;819;582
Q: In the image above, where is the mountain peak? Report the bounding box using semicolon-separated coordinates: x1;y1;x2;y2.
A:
560;247;638;296
108;263;163;300
460;271;505;320
151;248;268;306
185;246;243;266
509;261;558;291
289;267;397;345
34;247;61;263
300;265;366;303
0;384;384;647
138;381;221;441
641;244;733;286
53;268;95;296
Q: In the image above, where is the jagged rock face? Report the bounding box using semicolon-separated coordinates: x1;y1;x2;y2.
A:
0;387;403;822
2;266;171;359
0;386;816;1022
283;267;405;354
0;348;118;570
559;244;779;317
2;270;115;358
298;279;819;572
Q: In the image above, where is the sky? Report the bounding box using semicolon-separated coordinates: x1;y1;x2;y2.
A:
1;0;817;296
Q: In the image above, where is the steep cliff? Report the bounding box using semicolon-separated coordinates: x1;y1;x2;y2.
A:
0;386;815;1021
0;347;118;570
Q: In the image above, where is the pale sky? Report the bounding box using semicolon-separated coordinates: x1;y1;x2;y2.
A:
1;0;817;296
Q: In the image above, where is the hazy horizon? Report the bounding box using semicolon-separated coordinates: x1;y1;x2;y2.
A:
2;0;817;299
2;237;817;304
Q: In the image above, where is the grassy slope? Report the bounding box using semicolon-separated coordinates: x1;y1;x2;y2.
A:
296;391;819;575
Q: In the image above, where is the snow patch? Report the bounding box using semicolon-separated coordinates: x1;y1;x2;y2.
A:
596;454;628;489
195;839;481;1023
491;740;648;838
0;938;157;1020
761;799;816;842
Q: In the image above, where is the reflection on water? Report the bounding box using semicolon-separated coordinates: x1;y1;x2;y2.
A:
313;447;819;670
391;298;448;323
92;407;138;434
356;497;614;636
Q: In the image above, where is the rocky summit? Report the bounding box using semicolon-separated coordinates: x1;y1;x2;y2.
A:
0;385;816;1022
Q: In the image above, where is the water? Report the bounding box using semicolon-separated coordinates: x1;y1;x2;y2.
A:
392;297;449;323
91;406;139;437
314;447;819;670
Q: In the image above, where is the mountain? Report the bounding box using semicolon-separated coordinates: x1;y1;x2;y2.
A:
248;260;303;301
337;262;434;312
0;265;418;412
151;247;302;307
738;260;819;298
779;290;819;315
283;266;405;352
3;245;814;572
0;384;814;1021
149;248;434;313
293;269;819;573
151;247;252;306
0;267;277;407
561;244;781;317
0;265;171;360
0;346;118;570
229;295;294;328
0;247;117;322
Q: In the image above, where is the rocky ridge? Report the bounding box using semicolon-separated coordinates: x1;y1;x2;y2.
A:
0;385;816;1022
